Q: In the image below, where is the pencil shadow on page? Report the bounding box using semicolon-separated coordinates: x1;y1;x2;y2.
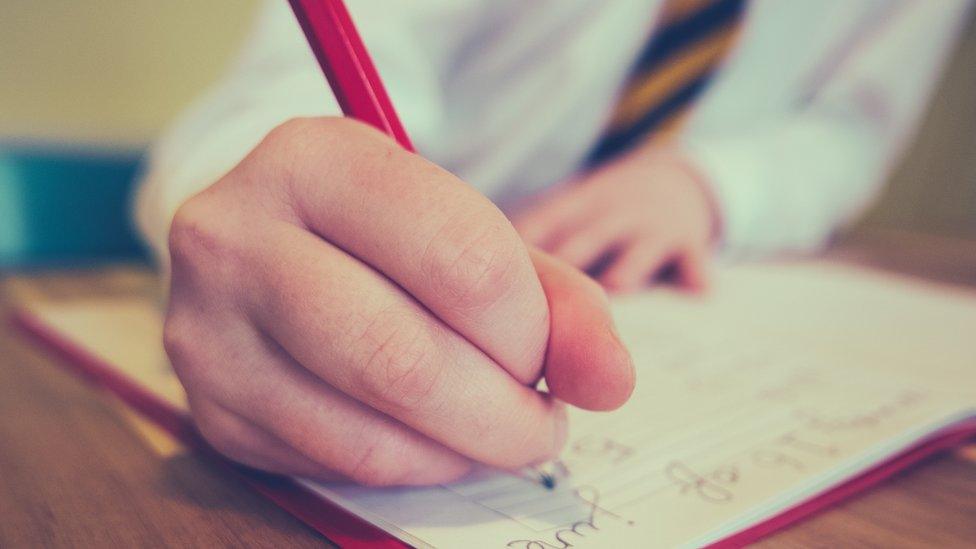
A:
315;466;593;529
152;453;335;544
155;451;589;532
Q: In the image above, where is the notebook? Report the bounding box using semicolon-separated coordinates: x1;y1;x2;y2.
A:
13;261;976;548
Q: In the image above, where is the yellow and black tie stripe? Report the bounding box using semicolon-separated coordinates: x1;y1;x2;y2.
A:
587;0;748;165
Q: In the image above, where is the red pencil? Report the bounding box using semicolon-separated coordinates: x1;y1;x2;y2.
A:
288;0;415;152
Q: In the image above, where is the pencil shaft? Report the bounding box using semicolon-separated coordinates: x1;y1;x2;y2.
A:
288;0;415;151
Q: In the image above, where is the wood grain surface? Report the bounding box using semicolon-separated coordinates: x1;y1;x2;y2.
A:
1;233;974;548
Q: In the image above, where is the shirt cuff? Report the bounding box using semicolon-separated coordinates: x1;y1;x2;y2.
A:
680;135;769;260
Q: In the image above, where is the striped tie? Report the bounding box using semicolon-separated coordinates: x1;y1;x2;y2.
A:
587;0;748;165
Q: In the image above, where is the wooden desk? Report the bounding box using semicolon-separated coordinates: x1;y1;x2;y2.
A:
2;231;975;547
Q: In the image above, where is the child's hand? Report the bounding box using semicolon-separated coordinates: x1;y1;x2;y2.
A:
513;147;718;294
164;117;634;487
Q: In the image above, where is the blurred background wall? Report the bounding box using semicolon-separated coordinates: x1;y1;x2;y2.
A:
857;12;976;241
0;1;259;265
1;0;259;147
1;1;973;265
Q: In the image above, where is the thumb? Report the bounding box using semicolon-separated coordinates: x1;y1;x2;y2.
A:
531;248;635;411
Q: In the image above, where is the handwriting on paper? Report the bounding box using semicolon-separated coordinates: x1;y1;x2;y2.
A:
506;487;634;549
665;461;738;503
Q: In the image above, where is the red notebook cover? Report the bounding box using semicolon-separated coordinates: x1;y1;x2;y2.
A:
12;308;976;548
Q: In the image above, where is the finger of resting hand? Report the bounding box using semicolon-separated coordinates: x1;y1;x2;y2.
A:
276;118;548;383
246;221;567;469
548;218;628;271
511;187;591;250
676;245;711;292
598;239;672;293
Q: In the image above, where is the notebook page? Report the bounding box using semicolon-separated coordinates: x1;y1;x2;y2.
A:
22;261;976;548
303;263;976;548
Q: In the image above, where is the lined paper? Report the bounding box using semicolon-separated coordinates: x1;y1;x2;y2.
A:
27;262;976;548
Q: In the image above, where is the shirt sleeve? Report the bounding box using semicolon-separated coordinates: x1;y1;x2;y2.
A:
680;0;972;260
133;0;455;265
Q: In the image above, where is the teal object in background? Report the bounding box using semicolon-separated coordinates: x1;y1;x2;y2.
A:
0;146;146;267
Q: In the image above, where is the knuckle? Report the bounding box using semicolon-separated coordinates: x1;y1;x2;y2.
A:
422;217;525;312
168;196;239;270
265;116;369;154
162;314;195;371
162;314;214;393
264;116;322;146
260;116;388;199
357;313;443;412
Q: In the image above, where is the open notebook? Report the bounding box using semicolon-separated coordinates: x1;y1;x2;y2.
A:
13;261;976;548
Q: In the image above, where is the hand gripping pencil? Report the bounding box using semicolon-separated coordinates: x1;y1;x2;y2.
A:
287;0;562;489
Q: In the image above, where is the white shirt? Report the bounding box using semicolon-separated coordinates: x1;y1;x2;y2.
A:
136;0;970;262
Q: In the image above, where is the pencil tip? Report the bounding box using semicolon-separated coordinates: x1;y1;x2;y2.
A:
541;473;556;489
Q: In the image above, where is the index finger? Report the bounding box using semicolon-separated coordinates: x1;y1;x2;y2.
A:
268;118;550;384
248;221;567;469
